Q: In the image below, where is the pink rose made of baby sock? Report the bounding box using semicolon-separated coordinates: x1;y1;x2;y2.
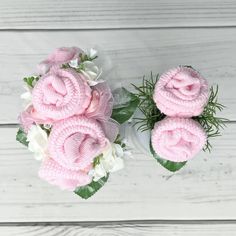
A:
39;158;92;191
48;116;108;171
153;66;208;117
151;117;207;162
32;68;91;121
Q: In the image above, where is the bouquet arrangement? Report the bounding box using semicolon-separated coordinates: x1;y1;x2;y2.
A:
16;47;139;198
133;66;227;172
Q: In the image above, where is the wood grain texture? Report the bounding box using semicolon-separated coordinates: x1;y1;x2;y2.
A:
0;28;235;123
0;0;236;29
1;223;236;236
1;0;236;228
0;122;235;222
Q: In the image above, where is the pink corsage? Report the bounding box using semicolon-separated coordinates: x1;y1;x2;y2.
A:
16;47;138;198
133;67;227;172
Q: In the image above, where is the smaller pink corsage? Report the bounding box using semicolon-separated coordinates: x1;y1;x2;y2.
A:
133;67;227;172
16;46;139;199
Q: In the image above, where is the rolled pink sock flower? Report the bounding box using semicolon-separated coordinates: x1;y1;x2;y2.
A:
32;69;91;121
151;117;207;162
39;158;92;191
153;66;208;117
37;47;83;75
85;82;114;120
48;116;108;171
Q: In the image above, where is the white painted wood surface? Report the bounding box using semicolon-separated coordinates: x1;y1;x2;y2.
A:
0;124;235;222
0;28;236;123
1;223;236;236
0;0;236;29
0;0;236;234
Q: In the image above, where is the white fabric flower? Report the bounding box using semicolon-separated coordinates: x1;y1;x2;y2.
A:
88;48;98;59
68;52;103;86
81;61;103;86
92;143;124;181
90;164;107;181
27;125;48;161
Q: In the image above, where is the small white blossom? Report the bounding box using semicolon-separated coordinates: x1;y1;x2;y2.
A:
27;125;48;161
68;48;102;86
69;58;79;68
90;164;107;181
88;48;98;59
92;143;124;181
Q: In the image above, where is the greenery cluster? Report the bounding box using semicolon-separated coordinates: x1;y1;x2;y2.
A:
79;52;98;62
23;76;39;88
132;73;165;132
194;85;228;152
111;87;140;124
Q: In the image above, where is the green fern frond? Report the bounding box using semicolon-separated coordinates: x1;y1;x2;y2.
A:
194;85;228;152
132;73;165;131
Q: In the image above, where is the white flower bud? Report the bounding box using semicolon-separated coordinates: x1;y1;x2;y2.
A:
27;125;48;161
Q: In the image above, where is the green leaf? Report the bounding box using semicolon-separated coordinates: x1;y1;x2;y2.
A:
111;87;140;124
16;128;29;147
79;52;98;62
92;154;102;167
74;175;109;199
23;76;39;88
150;142;186;172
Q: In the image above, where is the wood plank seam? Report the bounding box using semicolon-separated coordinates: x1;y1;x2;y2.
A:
2;220;236;226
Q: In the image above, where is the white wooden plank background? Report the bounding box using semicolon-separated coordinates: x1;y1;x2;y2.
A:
1;222;236;236
0;0;236;235
0;0;236;29
0;28;236;123
0;124;235;222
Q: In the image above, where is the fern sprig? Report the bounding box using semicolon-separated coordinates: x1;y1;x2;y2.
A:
194;85;228;152
132;73;165;131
